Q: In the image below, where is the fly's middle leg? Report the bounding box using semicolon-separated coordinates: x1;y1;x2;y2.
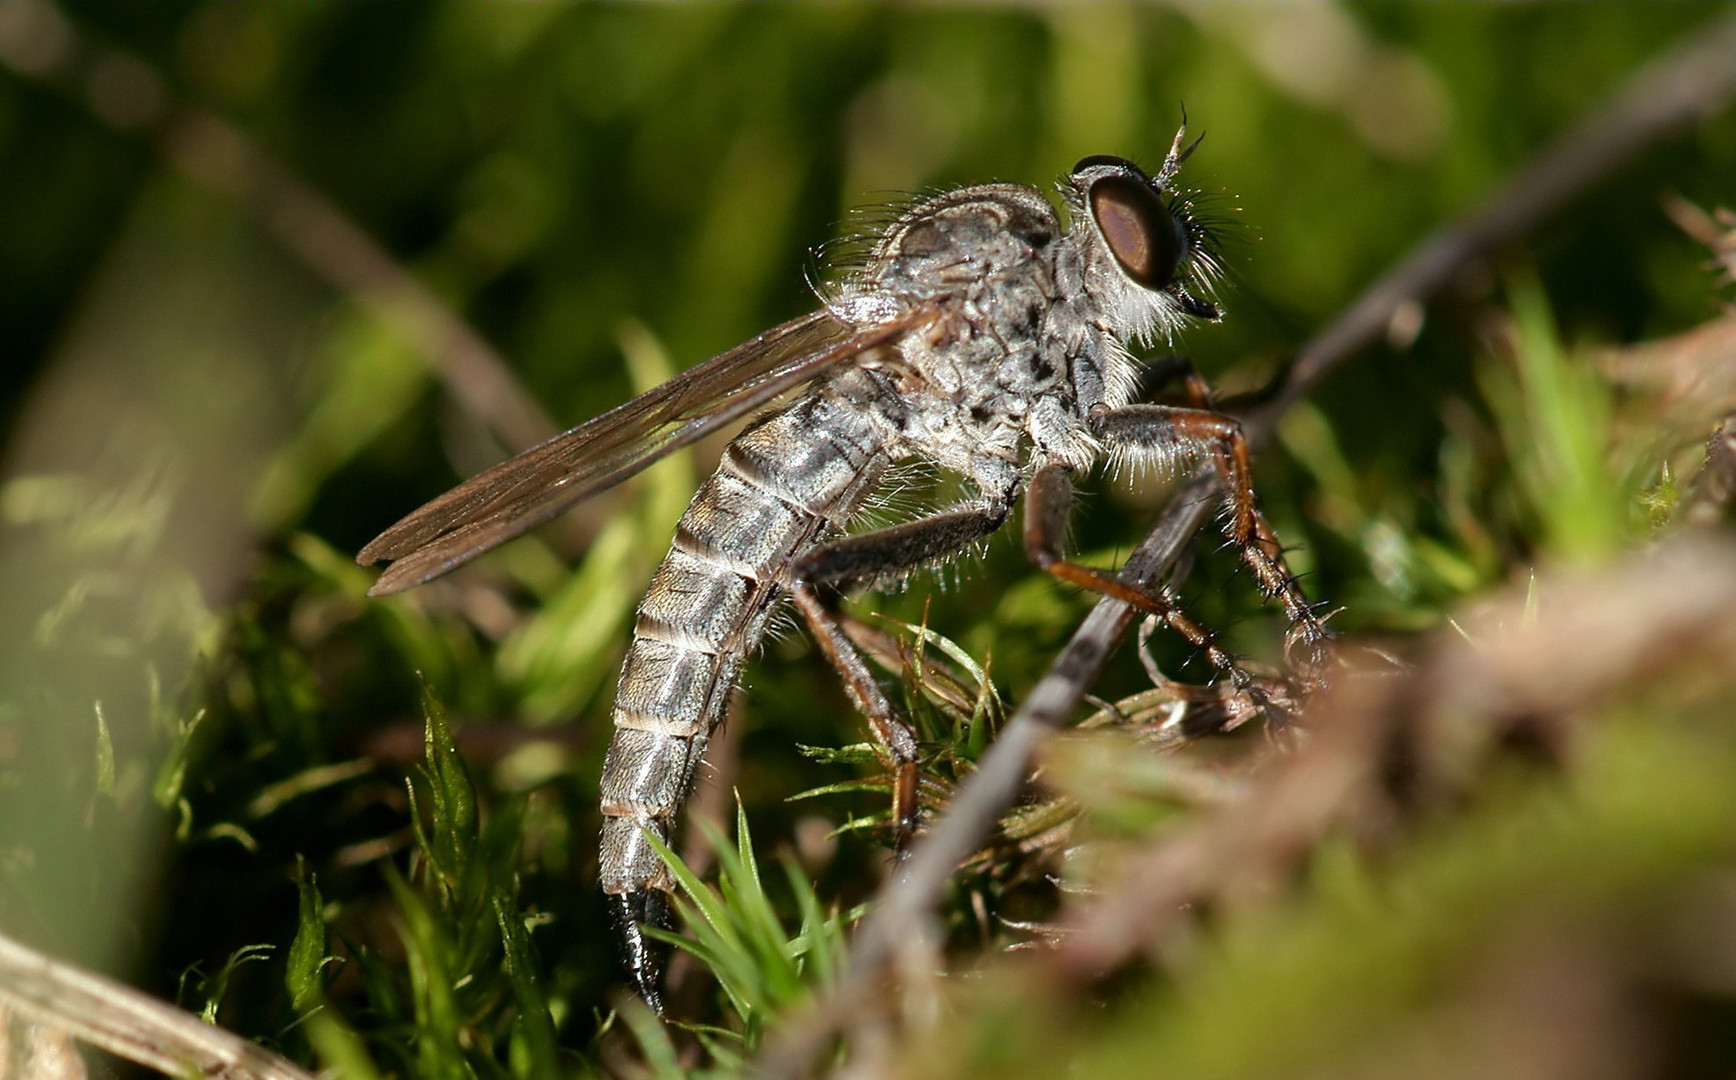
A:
791;503;1011;847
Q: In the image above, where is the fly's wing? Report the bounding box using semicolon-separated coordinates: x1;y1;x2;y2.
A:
357;307;926;596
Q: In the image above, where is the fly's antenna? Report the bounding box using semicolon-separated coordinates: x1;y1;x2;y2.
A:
1155;104;1206;191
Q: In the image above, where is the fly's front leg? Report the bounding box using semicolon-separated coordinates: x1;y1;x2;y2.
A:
1090;404;1334;677
791;503;1011;849
1024;464;1251;688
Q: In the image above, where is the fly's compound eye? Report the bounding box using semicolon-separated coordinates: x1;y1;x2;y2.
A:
1088;174;1184;291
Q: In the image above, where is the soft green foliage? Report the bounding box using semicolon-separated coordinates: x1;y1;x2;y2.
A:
1490;273;1628;562
2;6;1735;1079
643;804;855;1054
193;944;275;1026
495;894;564;1080
412;688;480;906
325;696;568;1078
284;863;330;1015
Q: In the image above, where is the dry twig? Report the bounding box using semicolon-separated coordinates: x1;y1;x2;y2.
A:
0;931;316;1080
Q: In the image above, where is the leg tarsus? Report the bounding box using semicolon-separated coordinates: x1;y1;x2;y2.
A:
890;757;920;855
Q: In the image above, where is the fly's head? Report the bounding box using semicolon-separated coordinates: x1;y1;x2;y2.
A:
1061;127;1222;350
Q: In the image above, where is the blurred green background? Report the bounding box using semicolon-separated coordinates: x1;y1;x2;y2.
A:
1;4;1734;1076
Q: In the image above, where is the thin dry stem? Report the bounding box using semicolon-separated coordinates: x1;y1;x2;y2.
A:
0;931;317;1080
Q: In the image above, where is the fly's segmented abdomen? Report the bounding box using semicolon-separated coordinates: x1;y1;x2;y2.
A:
597;386;889;895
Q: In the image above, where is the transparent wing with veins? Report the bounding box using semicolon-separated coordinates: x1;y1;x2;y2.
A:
357;307;929;597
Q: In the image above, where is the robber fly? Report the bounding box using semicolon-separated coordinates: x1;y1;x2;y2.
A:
358;123;1331;1012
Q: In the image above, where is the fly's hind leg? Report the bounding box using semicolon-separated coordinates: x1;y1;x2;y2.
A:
789;584;925;849
1088;403;1334;679
791;503;1011;850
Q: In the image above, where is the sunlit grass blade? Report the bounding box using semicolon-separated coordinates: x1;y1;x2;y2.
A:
492;895;561;1080
642;801;856;1051
416;685;478;900
1496;273;1627;562
384;869;470;1080
285;862;331;1015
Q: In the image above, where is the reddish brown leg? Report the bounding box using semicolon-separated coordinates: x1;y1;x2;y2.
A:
1089;405;1333;677
790;582;922;846
1024;464;1253;687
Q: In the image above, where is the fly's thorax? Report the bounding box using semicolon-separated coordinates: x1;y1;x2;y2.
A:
835;181;1089;478
1051;230;1171;374
866;182;1061;298
1033;233;1166;434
